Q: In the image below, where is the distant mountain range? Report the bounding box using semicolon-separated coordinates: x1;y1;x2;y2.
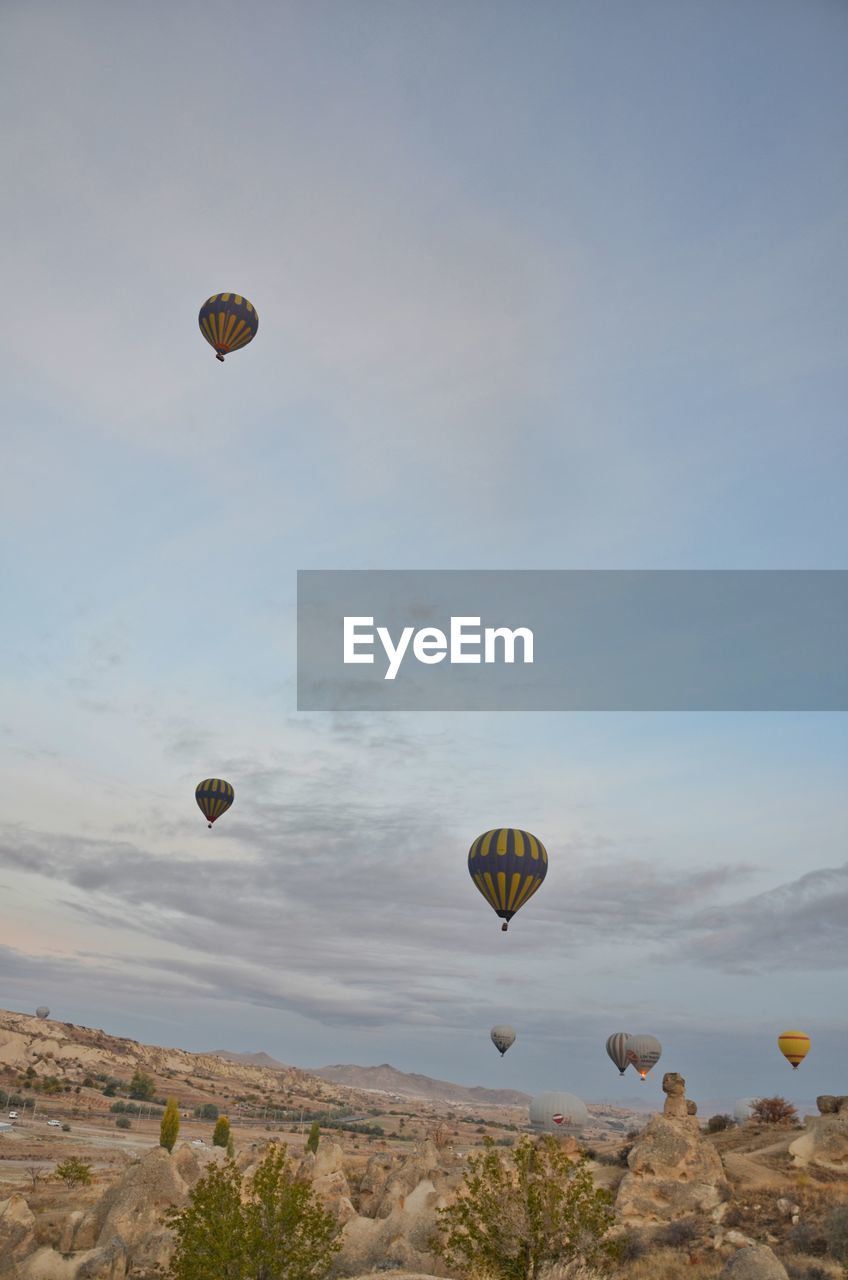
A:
212;1049;292;1070
307;1062;532;1107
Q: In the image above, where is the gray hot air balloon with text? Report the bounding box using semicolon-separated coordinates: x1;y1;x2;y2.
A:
491;1025;516;1057
35;1007;50;1019
626;1034;662;1080
529;1092;588;1136
606;1031;631;1075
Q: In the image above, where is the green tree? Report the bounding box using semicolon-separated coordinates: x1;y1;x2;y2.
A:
130;1069;157;1101
213;1115;231;1148
55;1157;93;1188
167;1145;340;1280
227;1133;235;1158
160;1097;180;1152
434;1136;618;1280
306;1121;320;1154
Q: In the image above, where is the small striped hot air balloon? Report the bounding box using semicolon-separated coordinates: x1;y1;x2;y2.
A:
778;1030;810;1070
198;293;258;362
467;828;548;931
195;779;234;828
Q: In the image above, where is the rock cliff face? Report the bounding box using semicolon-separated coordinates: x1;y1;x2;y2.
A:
789;1094;848;1172
616;1072;729;1226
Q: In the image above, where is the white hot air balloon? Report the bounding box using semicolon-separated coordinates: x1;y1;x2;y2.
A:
491;1026;516;1057
35;1007;50;1020
626;1034;662;1080
528;1092;588;1136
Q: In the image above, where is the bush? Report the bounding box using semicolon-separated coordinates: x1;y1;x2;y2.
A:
658;1215;700;1247
61;1123;70;1131
212;1116;231;1148
160;1098;180;1152
167;1145;340;1280
195;1103;219;1121
56;1157;92;1187
822;1202;848;1261
129;1070;157;1101
706;1113;732;1133
116;1116;132;1129
434;1136;619;1279
787;1220;828;1256
750;1096;798;1126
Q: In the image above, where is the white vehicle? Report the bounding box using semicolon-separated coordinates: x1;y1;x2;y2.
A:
47;1119;61;1127
191;1138;205;1145
8;1112;18;1120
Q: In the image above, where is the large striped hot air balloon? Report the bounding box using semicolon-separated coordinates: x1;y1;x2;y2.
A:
778;1030;810;1070
198;293;258;362
467;828;548;931
606;1031;632;1076
195;779;234;828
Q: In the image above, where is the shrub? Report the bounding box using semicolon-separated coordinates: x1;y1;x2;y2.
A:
195;1103;219;1121
160;1098;180;1152
212;1116;231;1148
61;1123;70;1131
129;1070;157;1101
307;1120;320;1154
434;1136;619;1279
658;1215;700;1247
56;1157;92;1187
167;1145;340;1280
116;1116;132;1129
750;1096;799;1126
822;1202;848;1261
787;1220;828;1256
706;1114;732;1133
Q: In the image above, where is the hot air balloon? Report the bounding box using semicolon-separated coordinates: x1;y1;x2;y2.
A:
528;1092;588;1136
733;1098;755;1125
468;828;548;931
195;779;234;828
778;1030;810;1070
606;1031;632;1076
198;293;258;362
491;1026;516;1057
626;1034;662;1080
35;1007;49;1019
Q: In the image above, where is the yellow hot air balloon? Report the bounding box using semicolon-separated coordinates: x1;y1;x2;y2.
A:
467;828;548;931
778;1030;810;1069
198;293;258;362
195;778;234;828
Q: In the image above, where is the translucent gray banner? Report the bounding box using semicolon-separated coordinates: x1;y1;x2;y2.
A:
296;571;848;711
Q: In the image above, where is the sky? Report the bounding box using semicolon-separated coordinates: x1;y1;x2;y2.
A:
1;0;847;1109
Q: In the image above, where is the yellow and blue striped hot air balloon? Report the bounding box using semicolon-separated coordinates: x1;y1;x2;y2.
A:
198;293;258;362
468;828;548;931
778;1030;810;1070
195;778;234;828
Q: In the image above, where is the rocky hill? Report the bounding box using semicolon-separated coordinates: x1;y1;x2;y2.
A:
309;1061;531;1107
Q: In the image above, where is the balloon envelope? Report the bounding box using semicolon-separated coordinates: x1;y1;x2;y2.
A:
606;1031;632;1075
35;1007;49;1019
491;1026;516;1056
529;1092;588;1136
626;1034;662;1080
468;828;548;930
198;293;258;362
195;779;234;827
733;1098;755;1124
778;1030;810;1069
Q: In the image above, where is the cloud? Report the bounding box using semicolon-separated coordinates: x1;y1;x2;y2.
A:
679;863;848;974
